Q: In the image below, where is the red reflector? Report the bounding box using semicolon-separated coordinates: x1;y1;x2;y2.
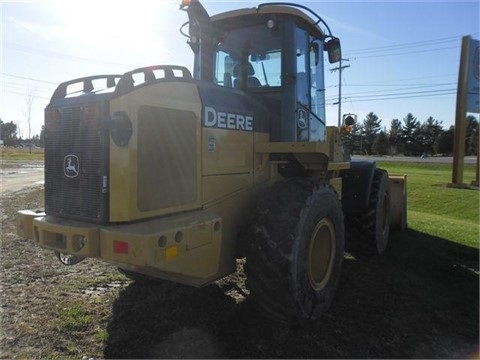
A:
113;240;129;254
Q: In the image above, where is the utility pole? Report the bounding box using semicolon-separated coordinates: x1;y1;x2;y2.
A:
331;58;350;127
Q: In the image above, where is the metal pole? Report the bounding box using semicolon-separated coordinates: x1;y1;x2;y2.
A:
332;59;349;128
338;59;342;128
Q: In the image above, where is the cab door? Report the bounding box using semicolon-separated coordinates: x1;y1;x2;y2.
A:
295;27;326;142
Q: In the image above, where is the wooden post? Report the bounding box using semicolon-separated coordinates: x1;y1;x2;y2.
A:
451;36;471;186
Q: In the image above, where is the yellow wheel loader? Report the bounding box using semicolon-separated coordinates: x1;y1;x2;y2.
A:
17;0;407;324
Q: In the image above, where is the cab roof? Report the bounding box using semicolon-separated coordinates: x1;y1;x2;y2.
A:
211;5;326;38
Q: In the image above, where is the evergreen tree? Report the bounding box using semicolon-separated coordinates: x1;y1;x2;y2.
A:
372;130;389;155
362;112;382;155
356;123;365;155
0;120;18;146
388;118;403;155
434;126;454;155
402;113;421;156
418;116;443;155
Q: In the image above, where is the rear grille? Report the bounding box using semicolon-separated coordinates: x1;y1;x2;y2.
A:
44;103;109;223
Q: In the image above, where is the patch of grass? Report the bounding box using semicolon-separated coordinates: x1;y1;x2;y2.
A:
94;329;109;342
59;271;128;293
408;210;478;248
378;161;479;248
58;301;93;332
65;341;82;356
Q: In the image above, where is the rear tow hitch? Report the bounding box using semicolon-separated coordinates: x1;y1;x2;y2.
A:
55;251;85;265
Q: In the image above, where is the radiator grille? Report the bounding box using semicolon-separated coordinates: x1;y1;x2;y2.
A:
44;103;109;223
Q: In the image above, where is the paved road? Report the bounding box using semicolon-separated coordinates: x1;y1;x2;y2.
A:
352;155;477;165
0;161;44;194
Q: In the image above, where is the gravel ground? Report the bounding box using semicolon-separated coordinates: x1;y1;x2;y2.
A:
1;186;128;359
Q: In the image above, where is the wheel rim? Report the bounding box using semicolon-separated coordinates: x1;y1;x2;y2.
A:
308;218;336;291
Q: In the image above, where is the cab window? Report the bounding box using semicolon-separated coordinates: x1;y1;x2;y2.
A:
213;24;282;89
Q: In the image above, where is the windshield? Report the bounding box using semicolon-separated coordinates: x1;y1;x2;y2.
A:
213;24;282;88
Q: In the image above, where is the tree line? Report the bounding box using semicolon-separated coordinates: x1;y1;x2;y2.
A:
1;113;478;157
343;112;479;157
0;119;44;147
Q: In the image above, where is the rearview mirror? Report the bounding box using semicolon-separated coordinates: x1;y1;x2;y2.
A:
325;37;341;63
343;113;357;126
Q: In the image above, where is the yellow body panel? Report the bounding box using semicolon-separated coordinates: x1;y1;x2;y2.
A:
326;126;345;162
253;133;272;184
34;216;101;257
255;141;330;154
202;128;254;175
28;211;224;286
389;175;408;230
329;177;343;199
108;82;203;222
16;210;44;241
99;211;223;285
254;128;350;173
203;174;253;205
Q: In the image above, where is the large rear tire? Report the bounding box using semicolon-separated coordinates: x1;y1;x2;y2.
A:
347;168;391;255
245;178;345;324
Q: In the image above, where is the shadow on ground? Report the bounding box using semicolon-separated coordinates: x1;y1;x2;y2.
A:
104;230;479;359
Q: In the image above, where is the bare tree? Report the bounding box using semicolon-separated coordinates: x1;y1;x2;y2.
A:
23;88;37;153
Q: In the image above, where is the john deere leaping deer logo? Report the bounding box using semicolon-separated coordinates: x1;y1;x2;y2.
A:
64;155;79;178
297;109;308;129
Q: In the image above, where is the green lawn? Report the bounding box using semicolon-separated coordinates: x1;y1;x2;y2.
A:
1;147;44;161
377;161;479;248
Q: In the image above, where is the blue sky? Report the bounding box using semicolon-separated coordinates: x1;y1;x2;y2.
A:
1;0;479;137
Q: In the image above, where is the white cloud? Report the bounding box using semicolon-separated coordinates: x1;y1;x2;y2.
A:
321;14;387;42
8;16;60;41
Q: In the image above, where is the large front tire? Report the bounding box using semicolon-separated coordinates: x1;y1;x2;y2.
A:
245;178;345;324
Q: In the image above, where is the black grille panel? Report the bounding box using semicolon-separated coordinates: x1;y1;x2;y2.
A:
44;102;109;223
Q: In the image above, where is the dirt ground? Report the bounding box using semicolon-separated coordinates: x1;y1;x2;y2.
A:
0;183;478;359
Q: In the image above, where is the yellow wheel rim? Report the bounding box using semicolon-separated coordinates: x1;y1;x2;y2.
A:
308;218;336;291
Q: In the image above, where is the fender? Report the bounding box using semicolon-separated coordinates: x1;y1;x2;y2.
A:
340;161;377;215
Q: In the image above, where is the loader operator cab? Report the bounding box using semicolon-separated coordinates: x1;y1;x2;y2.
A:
180;0;341;142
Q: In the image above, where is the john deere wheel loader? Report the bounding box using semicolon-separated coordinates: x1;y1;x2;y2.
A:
17;0;407;324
